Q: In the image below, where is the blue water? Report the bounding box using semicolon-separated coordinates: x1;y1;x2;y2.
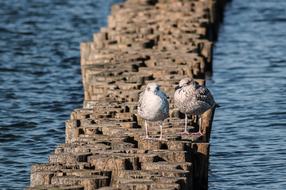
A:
209;0;286;189
0;0;122;189
1;0;286;189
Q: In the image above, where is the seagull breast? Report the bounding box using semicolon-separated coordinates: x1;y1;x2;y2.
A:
138;90;169;122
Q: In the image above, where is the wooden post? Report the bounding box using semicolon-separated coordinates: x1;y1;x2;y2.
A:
201;106;217;142
192;143;210;190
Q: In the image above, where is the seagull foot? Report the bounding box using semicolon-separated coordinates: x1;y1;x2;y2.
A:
158;137;168;141
190;132;203;137
177;131;190;135
143;136;167;141
144;136;152;140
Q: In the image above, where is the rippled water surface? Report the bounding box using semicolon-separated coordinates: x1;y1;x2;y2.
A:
209;0;286;189
0;0;121;189
1;0;286;189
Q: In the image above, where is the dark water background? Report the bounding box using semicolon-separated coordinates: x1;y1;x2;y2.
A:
209;0;286;189
1;0;286;189
0;0;122;189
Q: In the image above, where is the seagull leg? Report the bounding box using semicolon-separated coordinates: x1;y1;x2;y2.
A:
159;122;167;141
191;115;203;137
177;114;190;135
160;122;163;140
144;120;150;139
184;114;188;134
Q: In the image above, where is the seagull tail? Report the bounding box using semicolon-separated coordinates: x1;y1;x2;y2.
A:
215;103;221;108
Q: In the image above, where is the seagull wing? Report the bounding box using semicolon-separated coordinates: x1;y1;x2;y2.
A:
158;90;169;116
196;86;215;107
138;91;145;111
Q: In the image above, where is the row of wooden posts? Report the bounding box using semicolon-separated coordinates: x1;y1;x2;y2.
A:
28;0;228;189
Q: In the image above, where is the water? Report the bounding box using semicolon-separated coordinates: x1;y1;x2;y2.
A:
209;0;286;189
0;0;122;189
1;0;286;189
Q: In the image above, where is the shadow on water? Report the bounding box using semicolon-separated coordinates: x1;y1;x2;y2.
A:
0;0;123;188
209;0;286;189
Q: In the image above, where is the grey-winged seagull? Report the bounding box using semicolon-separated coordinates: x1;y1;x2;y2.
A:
174;78;215;136
138;83;169;140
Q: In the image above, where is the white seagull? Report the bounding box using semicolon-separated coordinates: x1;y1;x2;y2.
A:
138;83;169;140
174;78;216;136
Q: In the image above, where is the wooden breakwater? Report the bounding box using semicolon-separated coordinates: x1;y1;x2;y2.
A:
28;0;227;189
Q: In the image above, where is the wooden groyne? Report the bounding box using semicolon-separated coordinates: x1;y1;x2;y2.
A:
28;0;227;189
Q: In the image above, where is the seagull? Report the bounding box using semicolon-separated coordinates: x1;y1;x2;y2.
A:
138;83;169;140
174;78;216;136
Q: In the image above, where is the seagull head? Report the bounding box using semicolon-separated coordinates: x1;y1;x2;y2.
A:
145;83;160;93
176;78;197;90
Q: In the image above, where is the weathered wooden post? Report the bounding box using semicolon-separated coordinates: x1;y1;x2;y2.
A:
28;0;228;189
